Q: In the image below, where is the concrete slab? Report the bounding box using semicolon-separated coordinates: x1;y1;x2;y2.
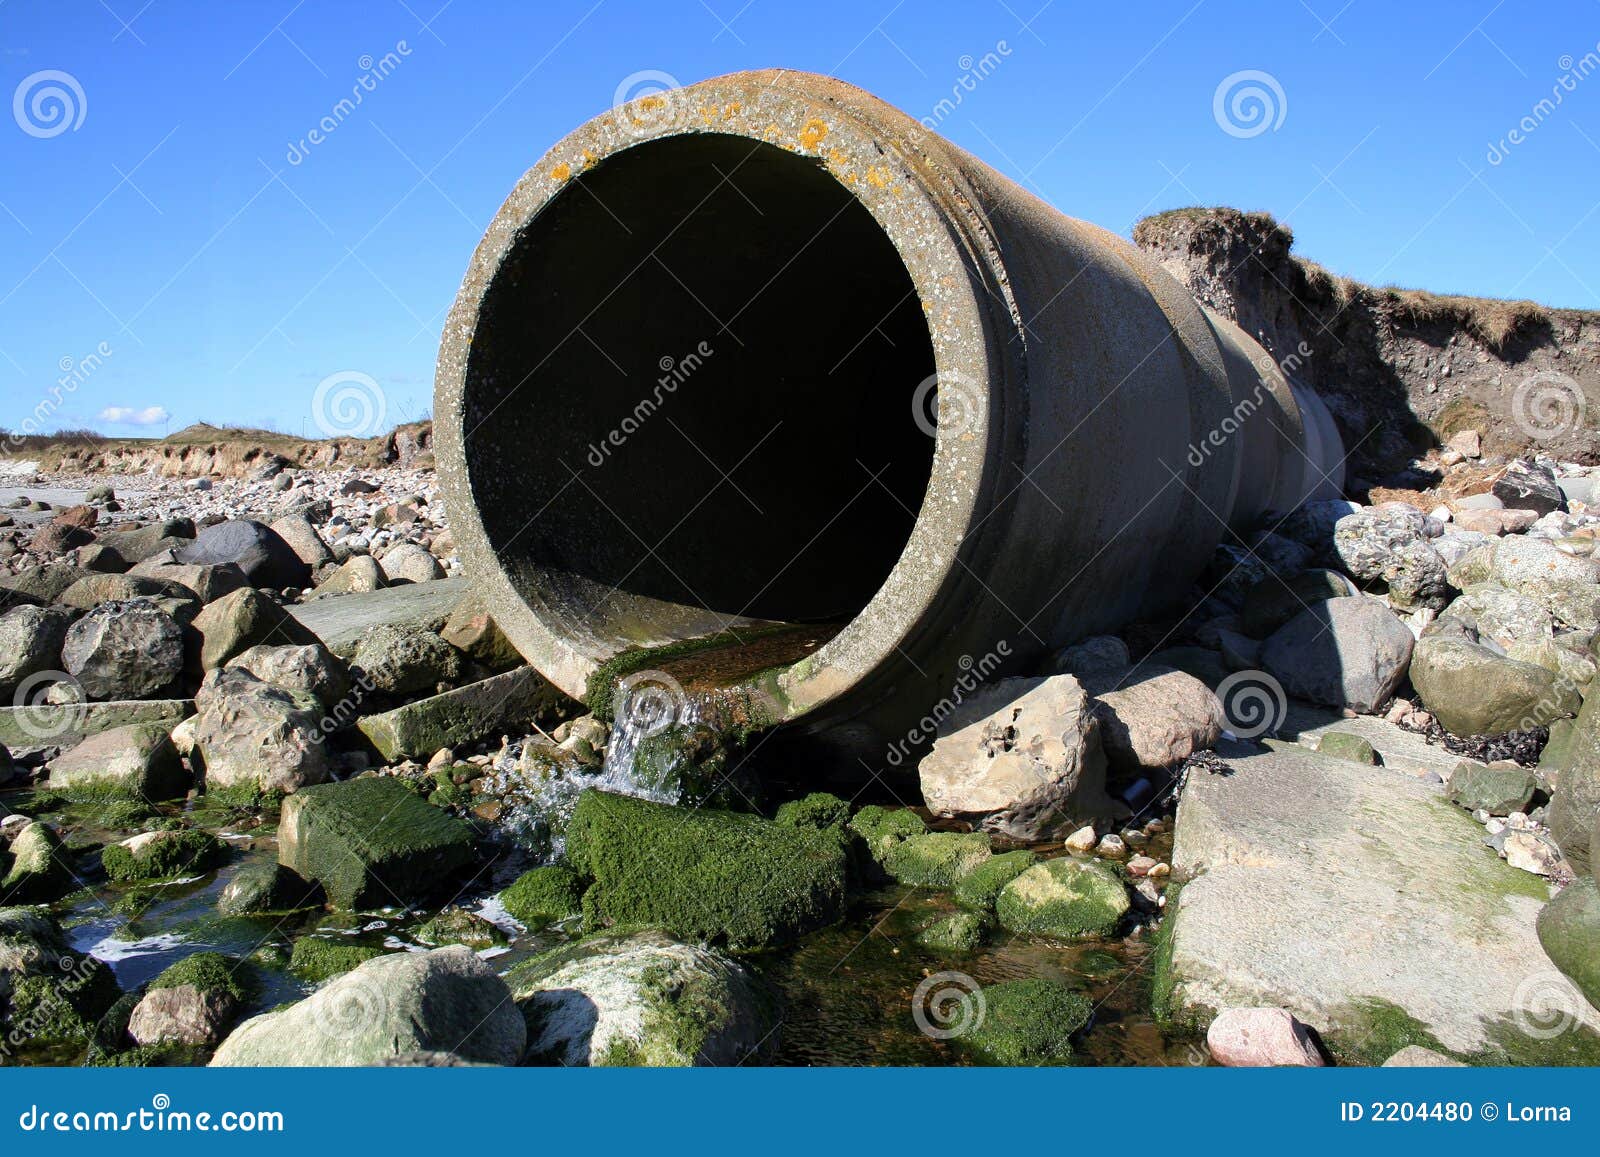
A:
286;577;470;656
0;699;193;749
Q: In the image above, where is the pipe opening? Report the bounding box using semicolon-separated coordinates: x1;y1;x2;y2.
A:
464;134;937;657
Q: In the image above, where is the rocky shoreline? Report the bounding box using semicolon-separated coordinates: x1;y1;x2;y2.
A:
1;429;1598;1067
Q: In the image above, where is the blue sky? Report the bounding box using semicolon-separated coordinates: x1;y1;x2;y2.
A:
1;0;1597;438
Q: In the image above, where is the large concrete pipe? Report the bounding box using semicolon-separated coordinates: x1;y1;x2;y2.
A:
434;70;1344;751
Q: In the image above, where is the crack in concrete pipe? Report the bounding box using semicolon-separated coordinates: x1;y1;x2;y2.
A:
434;70;1345;749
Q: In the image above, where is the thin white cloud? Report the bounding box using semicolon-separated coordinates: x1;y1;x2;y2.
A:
99;405;170;426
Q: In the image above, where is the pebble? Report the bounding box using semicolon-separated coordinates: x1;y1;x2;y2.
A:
1063;825;1098;853
1094;834;1128;860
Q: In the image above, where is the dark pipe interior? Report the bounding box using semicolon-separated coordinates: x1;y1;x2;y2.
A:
463;134;936;645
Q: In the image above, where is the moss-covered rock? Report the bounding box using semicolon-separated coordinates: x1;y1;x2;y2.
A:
217;860;319;916
415;907;507;951
277;777;474;910
288;937;390;983
916;910;991;955
1317;732;1378;765
774;792;850;831
1;821;75;902
996;857;1130;940
128;952;247;1049
847;805;925;862
630;724;753;809
964;978;1091;1066
883;831;991;888
0;907;121;1051
149;951;247;1003
101;828;225;883
1537;877;1600;1013
46;722;191;802
508;930;777;1066
567;790;847;951
954;849;1038;911
500;865;585;930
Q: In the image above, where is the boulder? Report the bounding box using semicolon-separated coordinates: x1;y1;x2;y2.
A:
1205;1007;1324;1067
1259;597;1414;713
356;666;566;761
1447;762;1537;816
310;554;387;598
128;952;242;1048
0;604;73;698
883;831;993;888
190;587;322;672
916;674;1119;840
351;623;461;697
191;667;333;796
567;790;847;950
1410;635;1580;736
101;828;225;881
1239;569;1359;639
501;865;585;929
1536;878;1600;1014
995;857;1130;940
1333;509;1452;609
1085;666;1223;773
508;931;777;1066
1444;585;1554;649
217;860;319;916
0;697;191;749
277;777;474;909
0;563;88;603
1548;693;1600;873
1160;738;1600;1059
439;595;522;671
379;542;445;585
107;519;195;564
46;721;189;801
1316;731;1377;764
1490;537;1600;630
267;513;333;569
210;946;524;1066
414;907;506;951
226;642;350;708
132;562;248;604
0;906;120;1043
1050;635;1130;679
57;573;197;614
176;519;309;590
0;821;73;902
30;520;94;555
288;577;468;655
61;600;184;699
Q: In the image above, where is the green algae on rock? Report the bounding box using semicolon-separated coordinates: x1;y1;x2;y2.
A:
996;857;1130;940
964;978;1091;1065
500;865;585;930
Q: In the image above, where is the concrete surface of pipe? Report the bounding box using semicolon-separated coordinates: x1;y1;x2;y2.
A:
434;70;1345;746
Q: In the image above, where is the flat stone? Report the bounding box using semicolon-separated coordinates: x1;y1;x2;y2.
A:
287;577;469;657
357;666;569;761
1273;702;1461;779
1206;1007;1324;1067
1163;739;1599;1058
46;722;189;800
0;698;192;748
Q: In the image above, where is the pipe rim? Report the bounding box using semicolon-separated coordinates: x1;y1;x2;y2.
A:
435;71;1004;721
